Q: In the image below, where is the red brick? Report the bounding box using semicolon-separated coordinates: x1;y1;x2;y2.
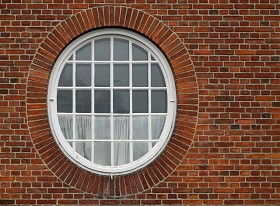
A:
1;2;279;205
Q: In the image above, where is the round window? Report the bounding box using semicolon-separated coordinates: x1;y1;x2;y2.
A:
48;28;176;175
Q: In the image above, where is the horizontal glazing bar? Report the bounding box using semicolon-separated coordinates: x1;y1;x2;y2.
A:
67;140;159;142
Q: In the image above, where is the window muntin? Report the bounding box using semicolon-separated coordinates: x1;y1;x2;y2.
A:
48;29;176;175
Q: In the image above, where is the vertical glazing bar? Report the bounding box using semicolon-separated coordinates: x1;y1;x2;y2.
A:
129;39;133;163
148;51;152;151
110;37;114;167
91;40;95;162
73;51;76;152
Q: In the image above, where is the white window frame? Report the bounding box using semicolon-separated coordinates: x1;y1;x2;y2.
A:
48;28;177;176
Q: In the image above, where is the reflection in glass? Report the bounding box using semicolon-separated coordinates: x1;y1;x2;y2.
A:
151;90;167;113
58;115;73;139
76;142;91;161
95;38;110;61
57;90;72;113
114;38;129;61
132;43;148;61
114;142;130;166
132;90;148;113
132;64;148;87
76;64;91;87
152;115;166;140
95;116;110;140
76;90;91;113
114;64;129;87
95;64;110;87
58;64;72;87
76;42;91;60
76;116;91;140
94;90;110;113
94;142;111;166
151;63;166;87
113;90;130;113
133;116;148;140
133;143;148;161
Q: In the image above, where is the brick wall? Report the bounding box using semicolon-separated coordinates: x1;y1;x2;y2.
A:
1;1;280;205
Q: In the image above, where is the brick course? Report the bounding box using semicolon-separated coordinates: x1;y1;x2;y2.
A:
1;1;280;205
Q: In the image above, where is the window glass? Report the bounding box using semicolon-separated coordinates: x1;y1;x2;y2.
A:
57;90;72;113
94;142;111;166
94;90;110;113
76;42;91;60
95;38;110;61
132;43;148;61
58;64;72;87
114;38;129;61
151;90;167;113
133;116;148;140
76;90;91;113
76;64;91;87
132;64;148;87
114;64;129;87
95;64;110;87
132;90;148;113
49;29;176;175
113;90;130;113
151;63;166;87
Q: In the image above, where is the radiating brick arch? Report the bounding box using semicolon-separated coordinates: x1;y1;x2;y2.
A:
27;5;198;197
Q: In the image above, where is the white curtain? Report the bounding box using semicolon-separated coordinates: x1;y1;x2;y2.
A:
113;116;130;166
94;116;111;166
58;115;73;140
151;115;166;140
133;116;148;140
75;116;92;160
58;115;166;166
95;116;110;140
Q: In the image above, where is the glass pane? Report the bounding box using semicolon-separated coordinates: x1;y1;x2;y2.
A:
76;90;91;113
132;43;148;61
152;141;157;147
133;116;148;140
113;38;129;61
58;63;72;87
95;38;110;61
151;55;155;61
151;63;166;87
68;55;73;60
94;142;111;166
95;116;110;140
94;90;110;113
58;115;73;139
113;90;129;113
113;116;129;140
76;116;91;140
132;90;148;113
151;90;167;113
57;90;72;113
132;64;148;87
95;64;110;87
76;142;91;161
151;115;166;140
76;42;91;60
76;64;91;87
133;143;148;161
114;64;129;87
114;142;130;166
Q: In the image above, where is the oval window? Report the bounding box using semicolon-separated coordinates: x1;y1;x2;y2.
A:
48;28;176;175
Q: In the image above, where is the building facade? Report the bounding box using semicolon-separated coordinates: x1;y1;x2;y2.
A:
0;1;280;205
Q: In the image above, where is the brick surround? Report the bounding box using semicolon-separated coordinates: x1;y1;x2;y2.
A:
1;1;280;205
